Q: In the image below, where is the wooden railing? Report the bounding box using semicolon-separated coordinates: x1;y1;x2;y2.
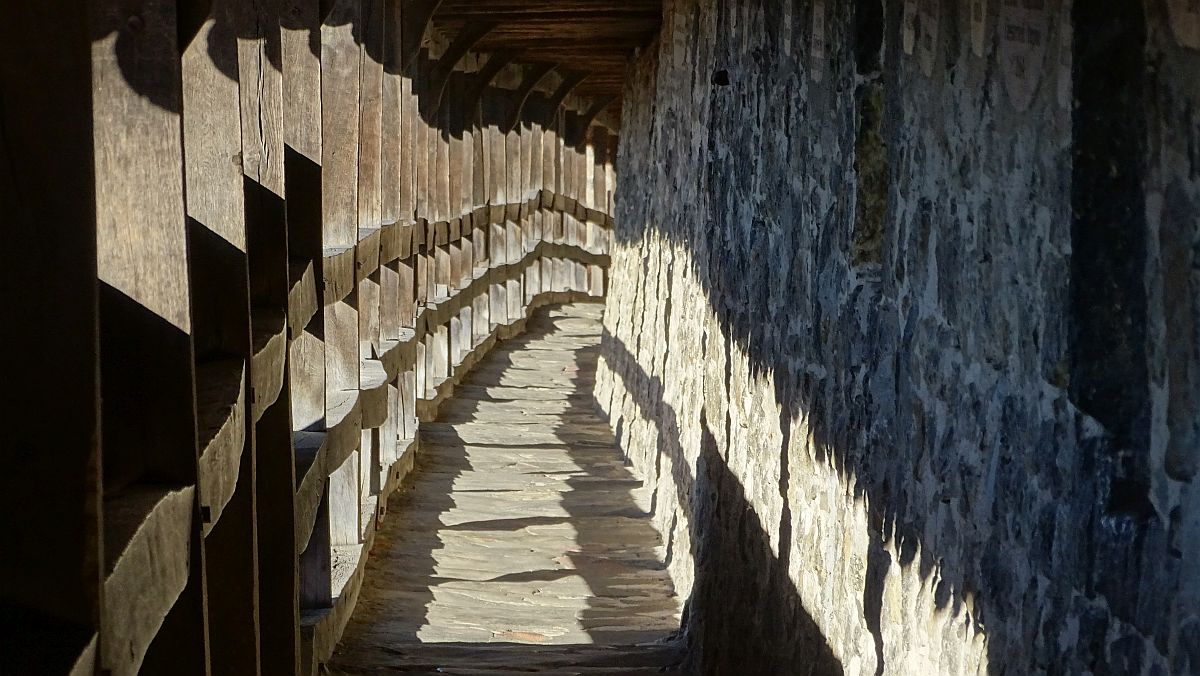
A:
2;2;618;675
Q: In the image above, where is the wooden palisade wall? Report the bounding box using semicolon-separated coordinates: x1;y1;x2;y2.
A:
0;1;619;674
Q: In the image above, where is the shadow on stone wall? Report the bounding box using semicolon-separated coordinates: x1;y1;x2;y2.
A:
602;330;846;675
596;3;1197;674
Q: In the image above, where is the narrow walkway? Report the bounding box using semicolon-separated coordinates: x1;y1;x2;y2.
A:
328;303;683;674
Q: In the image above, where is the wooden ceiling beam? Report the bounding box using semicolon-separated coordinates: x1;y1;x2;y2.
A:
540;71;588;125
462;50;521;116
426;0;662;120
424;21;496;117
504;63;558;133
400;0;444;74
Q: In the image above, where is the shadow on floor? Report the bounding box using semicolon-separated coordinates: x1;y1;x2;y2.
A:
326;303;684;674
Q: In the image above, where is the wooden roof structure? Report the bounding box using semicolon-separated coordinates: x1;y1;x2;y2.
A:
426;0;663;102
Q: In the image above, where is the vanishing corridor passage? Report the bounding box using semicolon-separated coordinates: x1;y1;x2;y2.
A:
329;304;684;674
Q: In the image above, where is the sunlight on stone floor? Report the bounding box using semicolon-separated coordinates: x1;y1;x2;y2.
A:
328;304;683;673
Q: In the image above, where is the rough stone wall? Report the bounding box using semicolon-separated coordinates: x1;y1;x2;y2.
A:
594;1;1200;674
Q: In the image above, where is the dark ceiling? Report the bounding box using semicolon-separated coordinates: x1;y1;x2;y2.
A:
428;0;663;103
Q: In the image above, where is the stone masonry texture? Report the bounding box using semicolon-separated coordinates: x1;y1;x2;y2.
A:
594;1;1200;674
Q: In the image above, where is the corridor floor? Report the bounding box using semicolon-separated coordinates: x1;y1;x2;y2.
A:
327;303;684;674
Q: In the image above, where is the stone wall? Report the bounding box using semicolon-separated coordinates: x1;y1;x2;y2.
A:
595;1;1200;673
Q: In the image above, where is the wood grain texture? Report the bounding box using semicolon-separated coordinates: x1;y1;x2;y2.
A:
431;0;660;98
358;0;386;229
238;0;287;196
283;0;322;161
321;0;362;247
182;1;247;250
91;0;191;331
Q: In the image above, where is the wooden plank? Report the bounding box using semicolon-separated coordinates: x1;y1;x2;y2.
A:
256;372;301;675
328;450;361;546
382;0;403;223
0;3;100;672
414;53;431;221
359;0;386;230
283;0;322;162
326;297;361;395
92;0;191;332
591;127;607;216
180;5;259;671
381;262;401;340
204;432;261;675
240;0;291;319
399;51;418;221
299;490;333;609
322;0;363;247
91;37;203;676
290;327;327;432
238;0;287;196
448;71;467;223
435;81;452;225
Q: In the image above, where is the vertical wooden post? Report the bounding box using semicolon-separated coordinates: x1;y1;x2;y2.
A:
89;0;208;673
0;3;100;673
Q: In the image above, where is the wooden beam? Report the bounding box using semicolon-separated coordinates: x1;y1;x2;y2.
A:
400;0;444;75
571;95;617;147
540;71;588;126
0;2;100;671
463;50;519;114
504;62;557;133
424;21;496;118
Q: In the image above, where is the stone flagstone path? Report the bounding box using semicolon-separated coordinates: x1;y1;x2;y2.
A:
327;303;683;674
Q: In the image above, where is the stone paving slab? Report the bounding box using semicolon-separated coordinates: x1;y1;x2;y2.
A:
327;304;684;674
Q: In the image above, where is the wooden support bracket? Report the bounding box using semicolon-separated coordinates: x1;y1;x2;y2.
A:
541;71;588;126
504;63;558;133
424;21;496;118
463;50;520;116
571;95;616;148
400;0;443;75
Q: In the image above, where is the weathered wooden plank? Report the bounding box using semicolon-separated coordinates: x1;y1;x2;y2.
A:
283;0;322;161
90;13;207;675
240;0;292;332
435;82;452;225
414;53;432;221
380;262;401;340
448;71;466;223
360;273;382;358
204;431;261;675
299;491;334;609
238;0;287;196
328;450;361;546
92;0;191;333
359;0;386;230
256;371;301;675
382;0;403;223
182;0;251;310
322;0;363;247
399;52;419;222
181;6;259;666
